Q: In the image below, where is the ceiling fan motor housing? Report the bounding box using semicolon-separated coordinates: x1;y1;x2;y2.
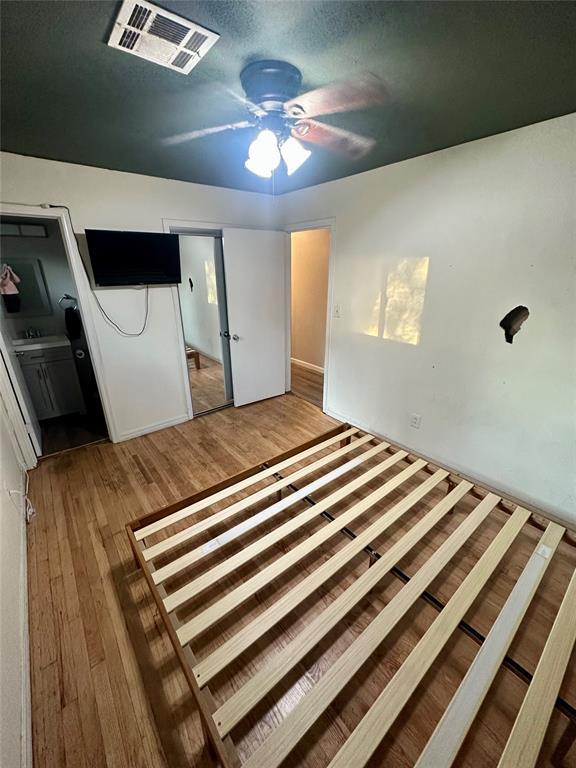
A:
240;60;302;111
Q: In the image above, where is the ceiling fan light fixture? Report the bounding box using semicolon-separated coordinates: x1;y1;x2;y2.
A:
280;136;311;175
245;129;281;177
244;157;272;178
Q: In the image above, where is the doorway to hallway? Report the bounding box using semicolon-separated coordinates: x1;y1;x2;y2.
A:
290;228;329;409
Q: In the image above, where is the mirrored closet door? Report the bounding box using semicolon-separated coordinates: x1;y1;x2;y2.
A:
177;233;234;415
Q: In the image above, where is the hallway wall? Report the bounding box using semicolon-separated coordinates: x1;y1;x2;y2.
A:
291;229;329;370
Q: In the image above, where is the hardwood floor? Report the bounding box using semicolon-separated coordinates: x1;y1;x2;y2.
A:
290;361;324;409
188;354;231;414
25;394;576;767
26;394;338;768
40;413;108;457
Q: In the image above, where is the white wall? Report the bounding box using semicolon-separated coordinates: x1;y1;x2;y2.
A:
0;153;277;441
291;229;329;369
0;393;31;768
2;117;574;521
280;114;576;524
178;236;223;362
1;218;76;339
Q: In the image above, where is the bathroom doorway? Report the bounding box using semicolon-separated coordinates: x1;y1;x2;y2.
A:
0;215;108;456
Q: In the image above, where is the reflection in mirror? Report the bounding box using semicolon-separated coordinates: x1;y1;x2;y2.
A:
363;257;429;345
0;258;52;317
177;235;233;414
204;259;217;304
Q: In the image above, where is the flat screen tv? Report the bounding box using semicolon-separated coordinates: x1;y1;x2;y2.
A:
85;229;181;286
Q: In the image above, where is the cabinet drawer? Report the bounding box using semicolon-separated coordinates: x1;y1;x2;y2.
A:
15;345;73;364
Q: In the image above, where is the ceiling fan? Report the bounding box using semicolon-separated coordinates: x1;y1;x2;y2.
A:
162;60;386;178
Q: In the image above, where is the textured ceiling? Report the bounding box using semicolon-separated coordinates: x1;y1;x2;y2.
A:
1;1;575;194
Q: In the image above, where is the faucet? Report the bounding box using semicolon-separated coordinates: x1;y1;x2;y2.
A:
25;327;42;339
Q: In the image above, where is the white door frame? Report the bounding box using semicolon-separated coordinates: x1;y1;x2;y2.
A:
163;217;288;414
0;349;36;468
0;203;116;451
283;217;335;413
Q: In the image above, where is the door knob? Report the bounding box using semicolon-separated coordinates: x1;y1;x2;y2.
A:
232;334;239;342
221;330;230;339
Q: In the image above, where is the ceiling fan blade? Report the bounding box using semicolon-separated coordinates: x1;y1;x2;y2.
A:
284;73;386;118
225;88;267;118
162;121;253;146
292;119;375;159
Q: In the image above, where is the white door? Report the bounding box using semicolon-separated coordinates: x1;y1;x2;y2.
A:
223;228;288;407
0;322;42;454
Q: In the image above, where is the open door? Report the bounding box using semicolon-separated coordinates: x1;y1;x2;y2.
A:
0;320;42;454
222;228;288;407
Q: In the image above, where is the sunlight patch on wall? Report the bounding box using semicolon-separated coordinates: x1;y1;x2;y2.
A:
204;259;217;305
363;257;429;345
365;290;382;337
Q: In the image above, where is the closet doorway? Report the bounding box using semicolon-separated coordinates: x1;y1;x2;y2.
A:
176;233;234;415
170;223;288;415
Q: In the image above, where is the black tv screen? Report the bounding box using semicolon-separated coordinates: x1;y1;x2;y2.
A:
85;229;181;286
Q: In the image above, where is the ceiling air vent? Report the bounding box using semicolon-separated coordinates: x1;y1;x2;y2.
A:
108;0;219;75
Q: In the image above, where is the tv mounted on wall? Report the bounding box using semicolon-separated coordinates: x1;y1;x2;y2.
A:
85;229;181;287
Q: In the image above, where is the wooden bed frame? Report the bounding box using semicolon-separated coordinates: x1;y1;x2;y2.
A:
127;423;576;768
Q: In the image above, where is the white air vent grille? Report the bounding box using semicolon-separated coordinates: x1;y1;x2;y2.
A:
119;29;140;50
108;0;219;75
172;51;193;69
185;31;208;52
127;4;151;30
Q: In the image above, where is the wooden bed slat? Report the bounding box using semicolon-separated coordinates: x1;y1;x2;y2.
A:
195;479;473;688
497;563;576;768
135;427;359;540
243;495;518;768
415;521;565;768
172;458;435;637
213;478;472;734
143;433;374;561
159;449;407;608
325;505;531;768
129;426;573;768
152;440;392;585
172;457;433;633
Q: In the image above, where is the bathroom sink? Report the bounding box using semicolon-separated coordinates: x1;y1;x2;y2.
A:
12;335;70;351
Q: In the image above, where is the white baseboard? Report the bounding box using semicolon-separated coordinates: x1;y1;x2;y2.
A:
115;412;192;442
291;357;324;374
323;407;571;526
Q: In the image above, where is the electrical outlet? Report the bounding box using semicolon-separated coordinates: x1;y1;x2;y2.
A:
409;413;422;429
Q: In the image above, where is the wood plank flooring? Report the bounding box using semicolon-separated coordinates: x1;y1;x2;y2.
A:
290;362;323;409
40;413;108;457
26;394;338;768
188;354;231;414
26;394;576;767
